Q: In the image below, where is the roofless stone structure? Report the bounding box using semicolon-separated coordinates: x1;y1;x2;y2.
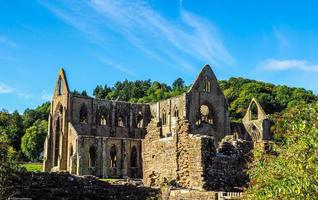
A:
43;64;271;191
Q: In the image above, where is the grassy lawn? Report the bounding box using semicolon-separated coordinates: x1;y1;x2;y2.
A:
21;162;43;172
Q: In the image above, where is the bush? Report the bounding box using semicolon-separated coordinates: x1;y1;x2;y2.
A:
247;102;318;199
0;135;26;199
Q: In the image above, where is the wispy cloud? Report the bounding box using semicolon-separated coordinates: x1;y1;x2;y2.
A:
17;92;32;99
40;0;233;72
0;36;17;48
41;90;52;101
0;82;14;93
0;82;32;99
273;27;289;47
259;59;318;72
96;56;135;76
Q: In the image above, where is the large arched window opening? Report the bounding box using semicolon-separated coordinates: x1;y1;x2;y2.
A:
58;78;62;96
89;146;97;167
250;102;258;120
197;104;215;127
59;105;63;115
130;146;138;168
54;117;60;166
110;145;117;168
79;104;88;123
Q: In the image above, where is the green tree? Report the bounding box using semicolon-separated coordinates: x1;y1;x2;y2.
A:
0;110;24;152
93;85;112;99
247;102;318;199
23;102;50;129
219;77;317;121
172;78;185;91
21;120;48;161
72;90;89;96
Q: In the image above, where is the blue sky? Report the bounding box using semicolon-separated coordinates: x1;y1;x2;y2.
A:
1;0;318;112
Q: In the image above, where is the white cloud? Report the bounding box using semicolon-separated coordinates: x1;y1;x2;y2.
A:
41;90;52;101
96;56;135;76
17;92;32;99
0;36;17;48
259;59;318;72
0;82;14;93
0;82;33;99
40;0;234;72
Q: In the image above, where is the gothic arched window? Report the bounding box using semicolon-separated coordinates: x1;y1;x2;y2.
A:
100;114;107;125
79;104;88;123
110;145;117;168
203;76;211;92
117;116;125;127
69;145;73;157
197;104;215;126
130;146;138;168
162;109;167;125
54;117;60;166
58;78;62;96
174;106;179;118
136;112;143;128
89;146;97;167
250;102;258;120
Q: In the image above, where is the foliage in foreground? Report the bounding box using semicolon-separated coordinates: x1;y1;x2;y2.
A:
0;136;26;199
247;102;318;199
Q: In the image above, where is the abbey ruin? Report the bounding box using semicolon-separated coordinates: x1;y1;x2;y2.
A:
43;64;271;191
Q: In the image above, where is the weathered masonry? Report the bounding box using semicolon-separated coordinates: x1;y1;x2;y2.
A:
43;64;271;191
43;69;149;178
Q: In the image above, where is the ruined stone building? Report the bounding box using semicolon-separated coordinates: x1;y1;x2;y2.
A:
43;64;270;191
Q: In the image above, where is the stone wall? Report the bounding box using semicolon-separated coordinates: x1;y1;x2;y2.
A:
143;118;216;190
202;136;253;192
3;172;159;200
142;119;178;186
186;65;231;143
75;135;142;178
161;188;243;200
176;119;212;190
149;94;186;137
143;120;253;192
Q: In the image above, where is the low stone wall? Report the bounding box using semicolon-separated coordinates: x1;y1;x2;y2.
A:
2;172;159;200
162;188;243;200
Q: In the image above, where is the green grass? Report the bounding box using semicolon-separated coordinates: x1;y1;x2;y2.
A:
21;162;43;172
99;178;121;183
